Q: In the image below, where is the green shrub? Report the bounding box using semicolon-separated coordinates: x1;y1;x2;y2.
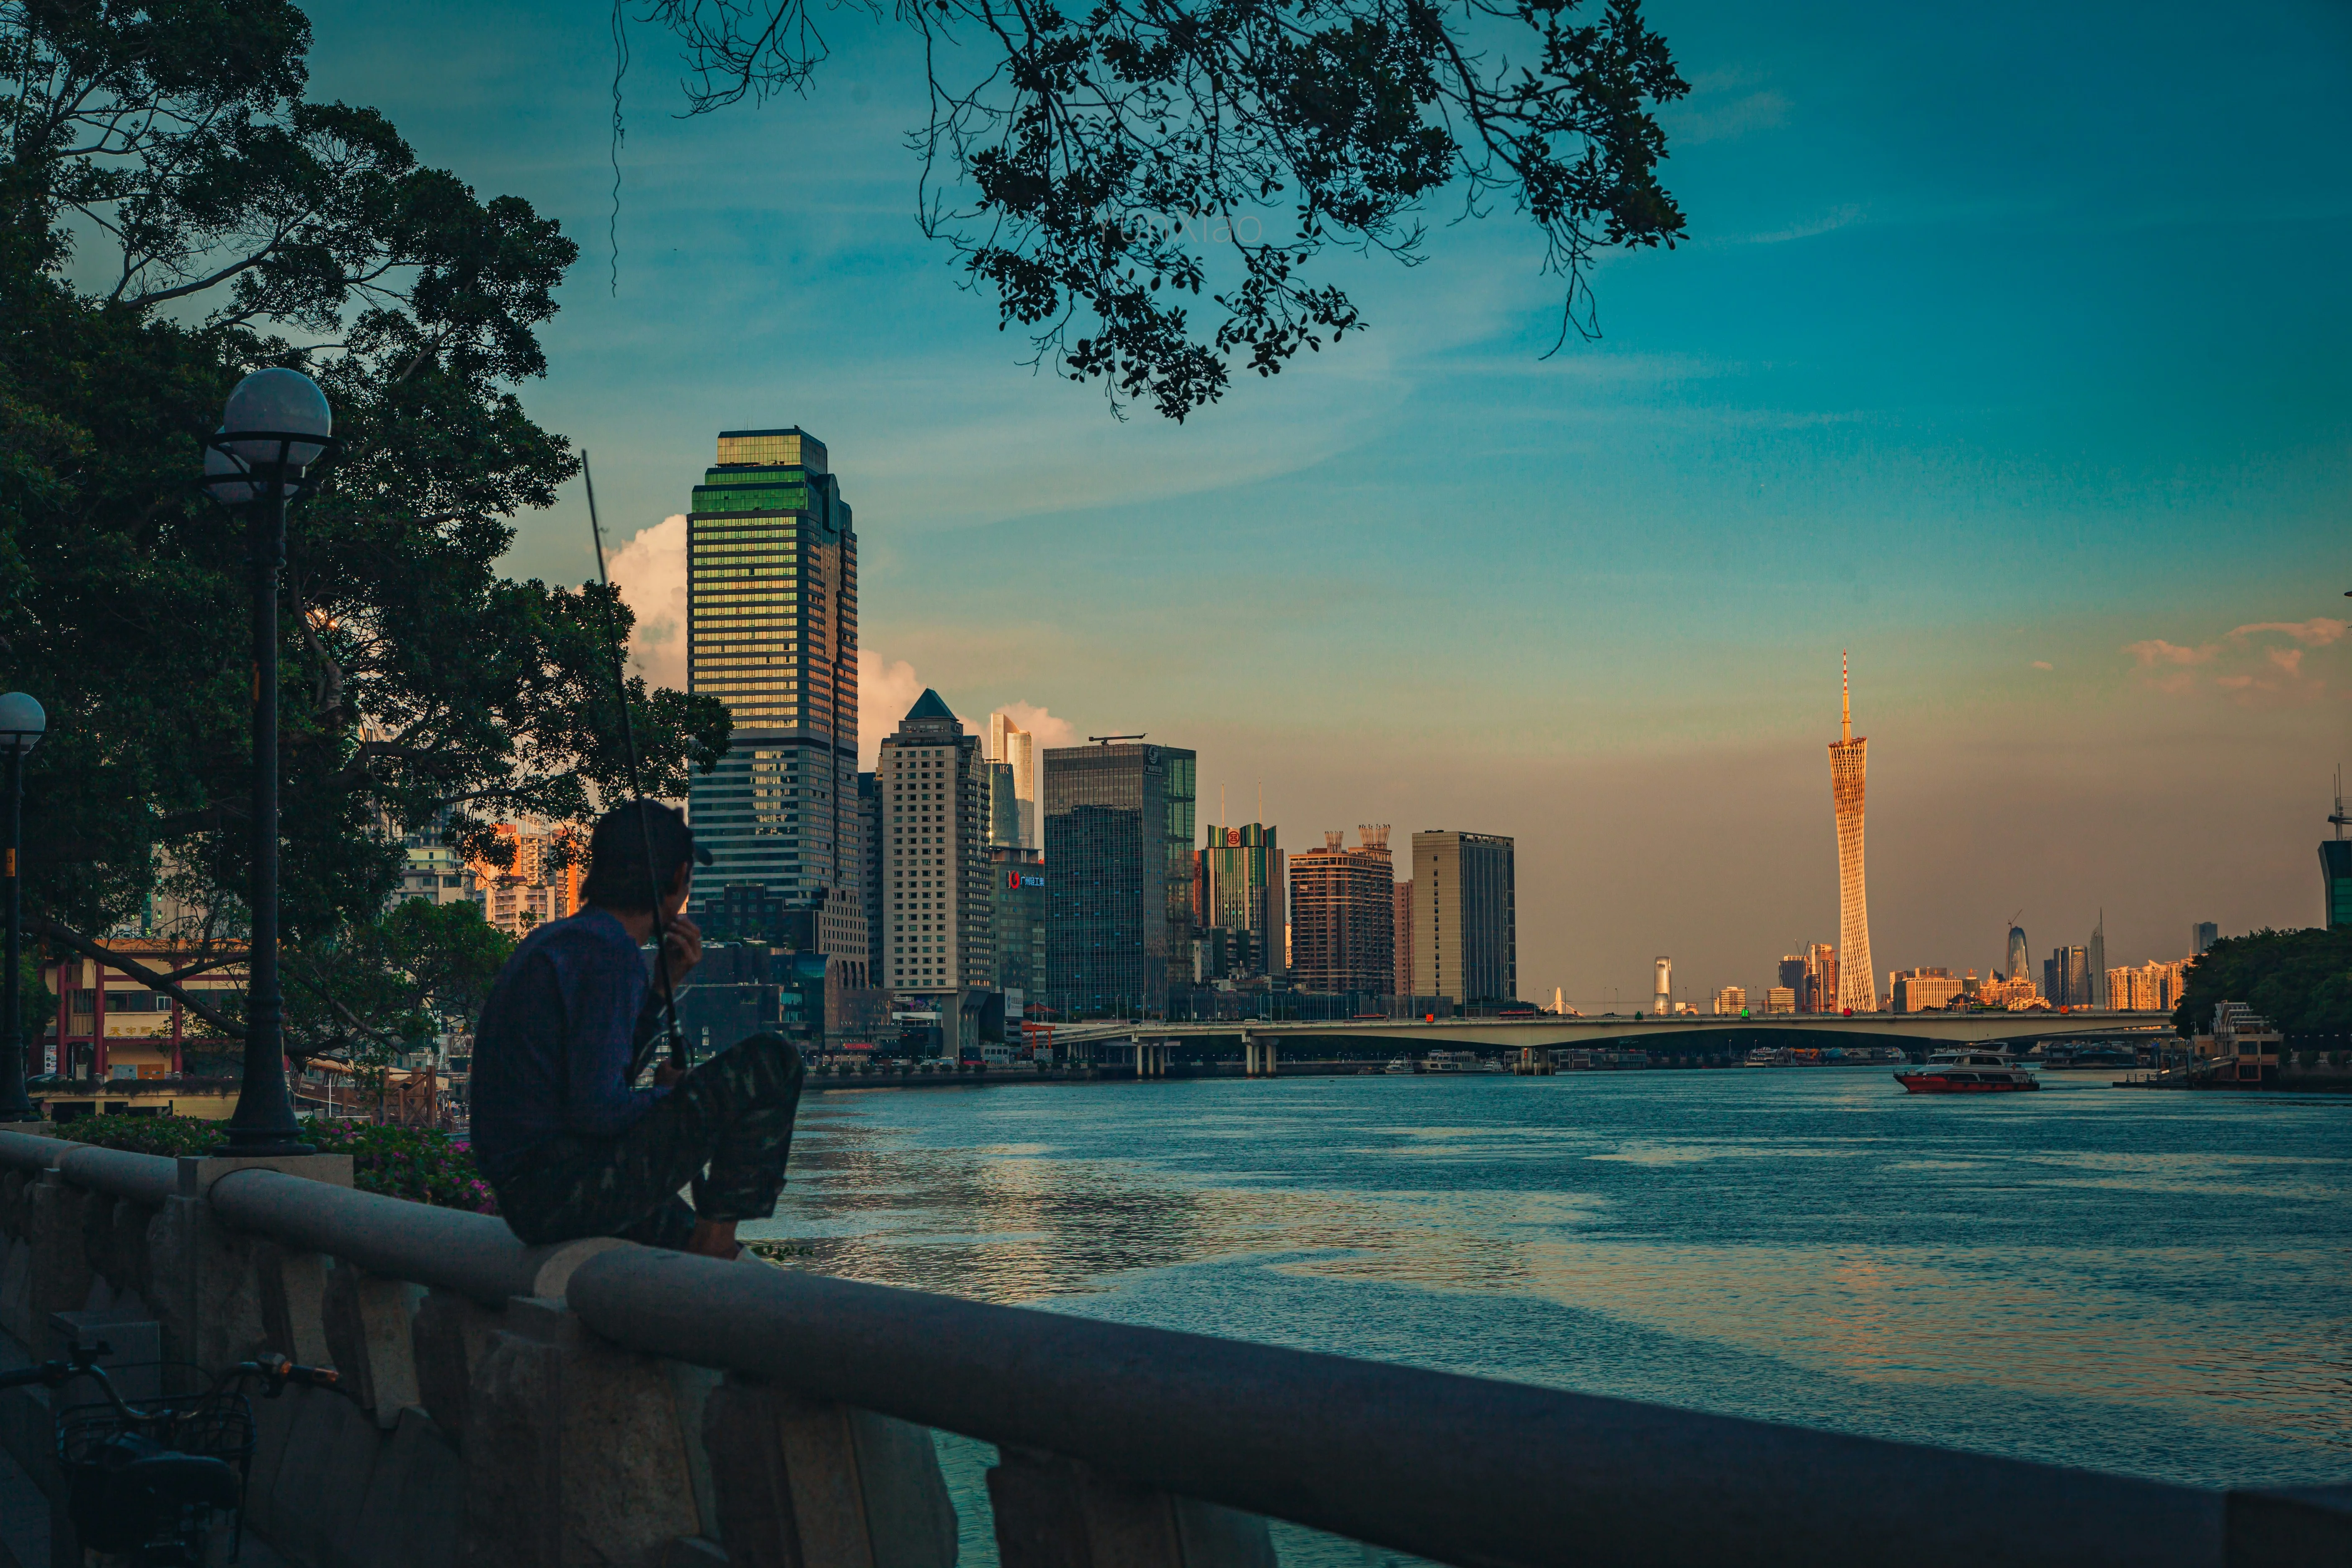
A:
49;1115;497;1215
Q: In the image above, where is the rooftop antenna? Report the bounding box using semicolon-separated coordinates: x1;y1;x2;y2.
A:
1841;650;1853;744
2333;766;2349;841
583;453;688;1081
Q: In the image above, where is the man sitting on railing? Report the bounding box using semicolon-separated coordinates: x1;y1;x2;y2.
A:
468;802;806;1260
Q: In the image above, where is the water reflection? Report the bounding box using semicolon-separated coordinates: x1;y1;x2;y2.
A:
745;1074;2352;1487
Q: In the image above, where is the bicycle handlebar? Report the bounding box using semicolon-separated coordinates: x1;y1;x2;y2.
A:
0;1346;348;1415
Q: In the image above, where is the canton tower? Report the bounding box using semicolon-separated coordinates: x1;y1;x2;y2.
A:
1828;653;1877;1011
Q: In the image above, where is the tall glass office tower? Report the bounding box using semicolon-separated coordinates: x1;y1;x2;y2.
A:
1042;741;1196;1016
684;428;866;981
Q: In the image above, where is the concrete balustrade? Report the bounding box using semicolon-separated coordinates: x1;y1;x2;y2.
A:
0;1126;2334;1568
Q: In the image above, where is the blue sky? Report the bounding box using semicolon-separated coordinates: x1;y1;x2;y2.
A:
302;0;2352;1003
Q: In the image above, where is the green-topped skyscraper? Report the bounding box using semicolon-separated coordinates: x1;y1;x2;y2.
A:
684;428;867;986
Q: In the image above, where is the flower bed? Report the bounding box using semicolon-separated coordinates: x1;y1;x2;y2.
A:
47;1115;498;1214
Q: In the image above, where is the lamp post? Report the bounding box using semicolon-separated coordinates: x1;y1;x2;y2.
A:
202;369;338;1157
0;693;44;1122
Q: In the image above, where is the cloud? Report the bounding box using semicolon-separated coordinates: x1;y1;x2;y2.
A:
2031;660;2053;671
2231;618;2347;646
603;514;687;691
858;651;928;768
2125;639;2215;669
2123;616;2347;701
993;701;1079;752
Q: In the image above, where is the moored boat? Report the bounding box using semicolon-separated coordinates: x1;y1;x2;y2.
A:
1894;1048;2040;1093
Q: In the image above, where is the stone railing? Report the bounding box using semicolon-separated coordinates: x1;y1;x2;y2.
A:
0;1129;2340;1568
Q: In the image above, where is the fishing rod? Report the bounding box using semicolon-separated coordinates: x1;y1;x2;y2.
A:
583;452;689;1080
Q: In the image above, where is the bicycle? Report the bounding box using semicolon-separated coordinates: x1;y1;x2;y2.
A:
0;1344;349;1567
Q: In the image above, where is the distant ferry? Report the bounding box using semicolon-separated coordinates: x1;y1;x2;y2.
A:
1894;1048;2040;1093
1384;1056;1416;1075
1423;1051;1506;1074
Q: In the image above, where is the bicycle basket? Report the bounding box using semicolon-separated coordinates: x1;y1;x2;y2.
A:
59;1374;256;1561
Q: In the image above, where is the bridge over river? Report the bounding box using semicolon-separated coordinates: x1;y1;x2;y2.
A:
1042;1009;2171;1074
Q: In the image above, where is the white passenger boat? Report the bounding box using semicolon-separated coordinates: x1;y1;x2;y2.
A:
1894;1048;2040;1093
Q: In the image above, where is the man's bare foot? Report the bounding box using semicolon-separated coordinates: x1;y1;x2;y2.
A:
685;1219;740;1260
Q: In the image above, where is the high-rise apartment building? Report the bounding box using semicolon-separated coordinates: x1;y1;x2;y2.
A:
1197;822;1286;981
1410;831;1516;1006
1713;985;1747;1016
1393;881;1413;997
1287;827;1392;994
2192;921;2218;954
876;691;990;999
1827;655;1877;1010
465;823;581;938
683;428;865;975
1042;740;1197;1015
1765;986;1797;1014
988;713;1039;849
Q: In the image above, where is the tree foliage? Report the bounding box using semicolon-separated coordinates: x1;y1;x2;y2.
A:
643;0;1687;418
2171;927;2352;1037
1;0;729;1048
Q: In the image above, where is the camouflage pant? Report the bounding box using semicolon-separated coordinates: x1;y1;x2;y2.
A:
493;1033;807;1251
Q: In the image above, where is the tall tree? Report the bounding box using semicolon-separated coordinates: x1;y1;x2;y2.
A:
0;0;730;1053
642;0;1689;417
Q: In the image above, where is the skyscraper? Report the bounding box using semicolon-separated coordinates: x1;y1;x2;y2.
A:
985;760;1020;846
2044;945;2090;1008
683;428;865;973
1043;740;1197;1015
1653;957;1671;1015
2006;923;2029;984
1287;827;1391;994
1777;954;1808;999
1197;822;1286;980
1804;943;1838;1014
989;713;1038;848
877;691;990;999
1410;831;1516;1007
1827;654;1877;1011
2192;921;2218;954
2088;911;2106;1007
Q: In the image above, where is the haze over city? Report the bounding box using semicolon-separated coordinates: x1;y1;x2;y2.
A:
288;0;2351;1004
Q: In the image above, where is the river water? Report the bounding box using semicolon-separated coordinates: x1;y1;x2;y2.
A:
743;1068;2349;1525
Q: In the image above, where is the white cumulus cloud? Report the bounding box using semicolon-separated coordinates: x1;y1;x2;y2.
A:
603;514;688;692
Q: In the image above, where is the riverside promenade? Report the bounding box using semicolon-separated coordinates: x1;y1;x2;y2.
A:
0;1128;2337;1567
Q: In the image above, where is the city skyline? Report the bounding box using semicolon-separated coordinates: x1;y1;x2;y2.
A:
297;0;2352;1007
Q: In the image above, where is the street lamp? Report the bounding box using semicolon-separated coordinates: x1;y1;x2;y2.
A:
0;692;44;1122
202;369;338;1157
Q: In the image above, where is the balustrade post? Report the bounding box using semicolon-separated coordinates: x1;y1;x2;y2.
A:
324;1260;423;1427
459;1296;703;1568
254;1241;334;1365
701;1374;957;1568
987;1448;1275;1568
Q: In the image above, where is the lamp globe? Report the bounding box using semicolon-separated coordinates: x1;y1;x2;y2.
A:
221;369;331;465
0;694;43;755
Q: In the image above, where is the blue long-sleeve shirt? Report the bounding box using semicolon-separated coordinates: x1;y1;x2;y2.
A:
469;908;671;1183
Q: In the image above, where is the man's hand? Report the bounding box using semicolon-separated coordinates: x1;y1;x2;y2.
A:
654;1060;686;1088
660;914;704;988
